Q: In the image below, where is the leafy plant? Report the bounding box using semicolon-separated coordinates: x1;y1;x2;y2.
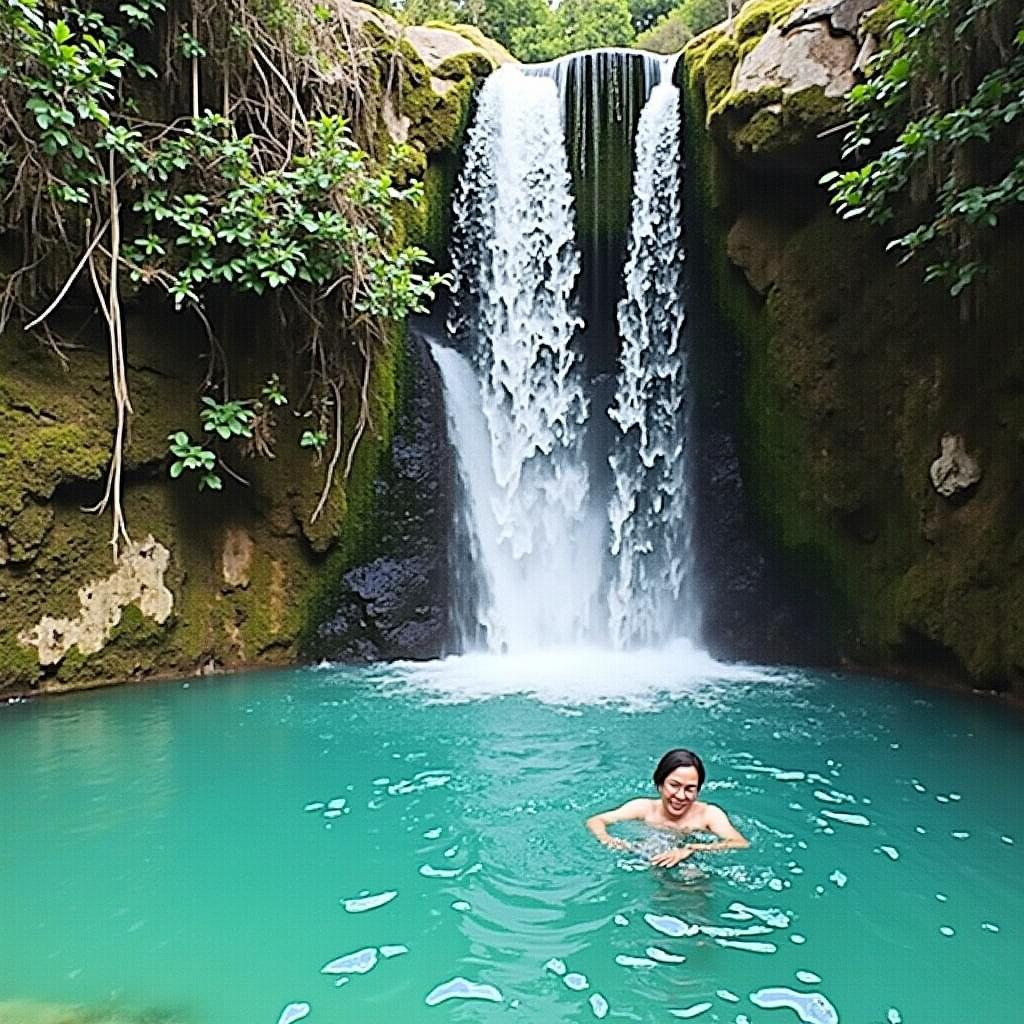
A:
167;431;222;490
261;374;288;407
300;429;328;452
200;396;255;440
1;0;449;542
822;0;1024;299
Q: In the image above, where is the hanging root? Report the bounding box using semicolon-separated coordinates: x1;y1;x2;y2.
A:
343;335;372;480
311;376;344;524
84;154;133;560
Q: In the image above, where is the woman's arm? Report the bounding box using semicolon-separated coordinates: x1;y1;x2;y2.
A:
586;799;649;850
650;805;749;867
697;804;750;851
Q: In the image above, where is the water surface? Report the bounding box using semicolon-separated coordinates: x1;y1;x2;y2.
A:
1;655;1020;1023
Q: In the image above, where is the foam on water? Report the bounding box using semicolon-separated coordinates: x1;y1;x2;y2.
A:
750;988;839;1024
670;1003;713;1018
321;948;377;975
342;890;397;913
424;978;503;1006
364;644;775;708
276;1003;310;1024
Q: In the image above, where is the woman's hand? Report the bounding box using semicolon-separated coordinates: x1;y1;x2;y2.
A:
650;845;693;868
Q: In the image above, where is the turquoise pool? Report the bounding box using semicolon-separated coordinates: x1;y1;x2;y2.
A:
1;651;1020;1023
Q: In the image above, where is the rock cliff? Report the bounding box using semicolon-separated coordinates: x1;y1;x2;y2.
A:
684;0;1024;692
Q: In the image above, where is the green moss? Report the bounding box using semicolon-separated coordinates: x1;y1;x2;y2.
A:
401;73;475;155
0;629;41;691
0;403;109;527
862;0;899;37
433;49;494;81
6;500;54;561
406;155;457;267
733;0;803;43
300;321;407;645
715;84;783;120
701;36;739;113
714;84;845;159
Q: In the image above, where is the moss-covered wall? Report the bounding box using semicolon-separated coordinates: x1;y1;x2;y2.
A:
683;22;1024;692
0;16;496;696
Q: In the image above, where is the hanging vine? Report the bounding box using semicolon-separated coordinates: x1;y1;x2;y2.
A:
0;0;444;556
822;0;1024;311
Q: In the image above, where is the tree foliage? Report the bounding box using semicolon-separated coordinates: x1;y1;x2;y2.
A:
629;0;680;34
822;0;1024;301
636;0;730;51
374;0;638;61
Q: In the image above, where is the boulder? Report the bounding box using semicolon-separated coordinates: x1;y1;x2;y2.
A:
690;0;882;174
929;434;982;498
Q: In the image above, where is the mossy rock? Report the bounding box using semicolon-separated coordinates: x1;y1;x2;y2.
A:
685;0;855;173
720;85;845;160
0;629;42;690
701;36;740;112
733;0;804;42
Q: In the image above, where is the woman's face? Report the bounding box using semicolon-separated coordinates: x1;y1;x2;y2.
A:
658;765;701;817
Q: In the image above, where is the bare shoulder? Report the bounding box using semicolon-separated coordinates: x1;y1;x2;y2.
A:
695;801;748;842
696;802;732;828
597;797;653;825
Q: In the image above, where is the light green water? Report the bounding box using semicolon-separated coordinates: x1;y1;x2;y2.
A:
1;655;1021;1024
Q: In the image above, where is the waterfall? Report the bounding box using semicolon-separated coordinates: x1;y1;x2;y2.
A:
608;74;693;647
438;52;694;653
446;67;605;652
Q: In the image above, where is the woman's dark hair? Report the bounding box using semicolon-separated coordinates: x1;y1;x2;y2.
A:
653;749;706;790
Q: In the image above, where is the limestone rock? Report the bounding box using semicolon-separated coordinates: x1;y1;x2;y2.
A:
19;535;173;666
734;24;857;100
221;526;254;588
784;0;879;35
404;25;493;71
929;434;982;498
696;0;881;174
726;212;788;294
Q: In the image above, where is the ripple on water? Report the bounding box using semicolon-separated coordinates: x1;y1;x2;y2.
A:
616;954;657;968
716;939;777;954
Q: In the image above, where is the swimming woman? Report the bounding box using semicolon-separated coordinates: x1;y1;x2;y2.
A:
586;749;749;867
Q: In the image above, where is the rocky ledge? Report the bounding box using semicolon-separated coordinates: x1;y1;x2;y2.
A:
685;0;881;174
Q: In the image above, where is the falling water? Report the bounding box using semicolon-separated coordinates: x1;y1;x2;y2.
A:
608;71;693;647
445;67;605;652
439;53;693;653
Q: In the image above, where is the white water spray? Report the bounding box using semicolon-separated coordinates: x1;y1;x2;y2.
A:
437;54;697;654
445;67;605;652
608;72;694;647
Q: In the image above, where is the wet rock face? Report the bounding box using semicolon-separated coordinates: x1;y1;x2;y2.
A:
310;329;454;662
